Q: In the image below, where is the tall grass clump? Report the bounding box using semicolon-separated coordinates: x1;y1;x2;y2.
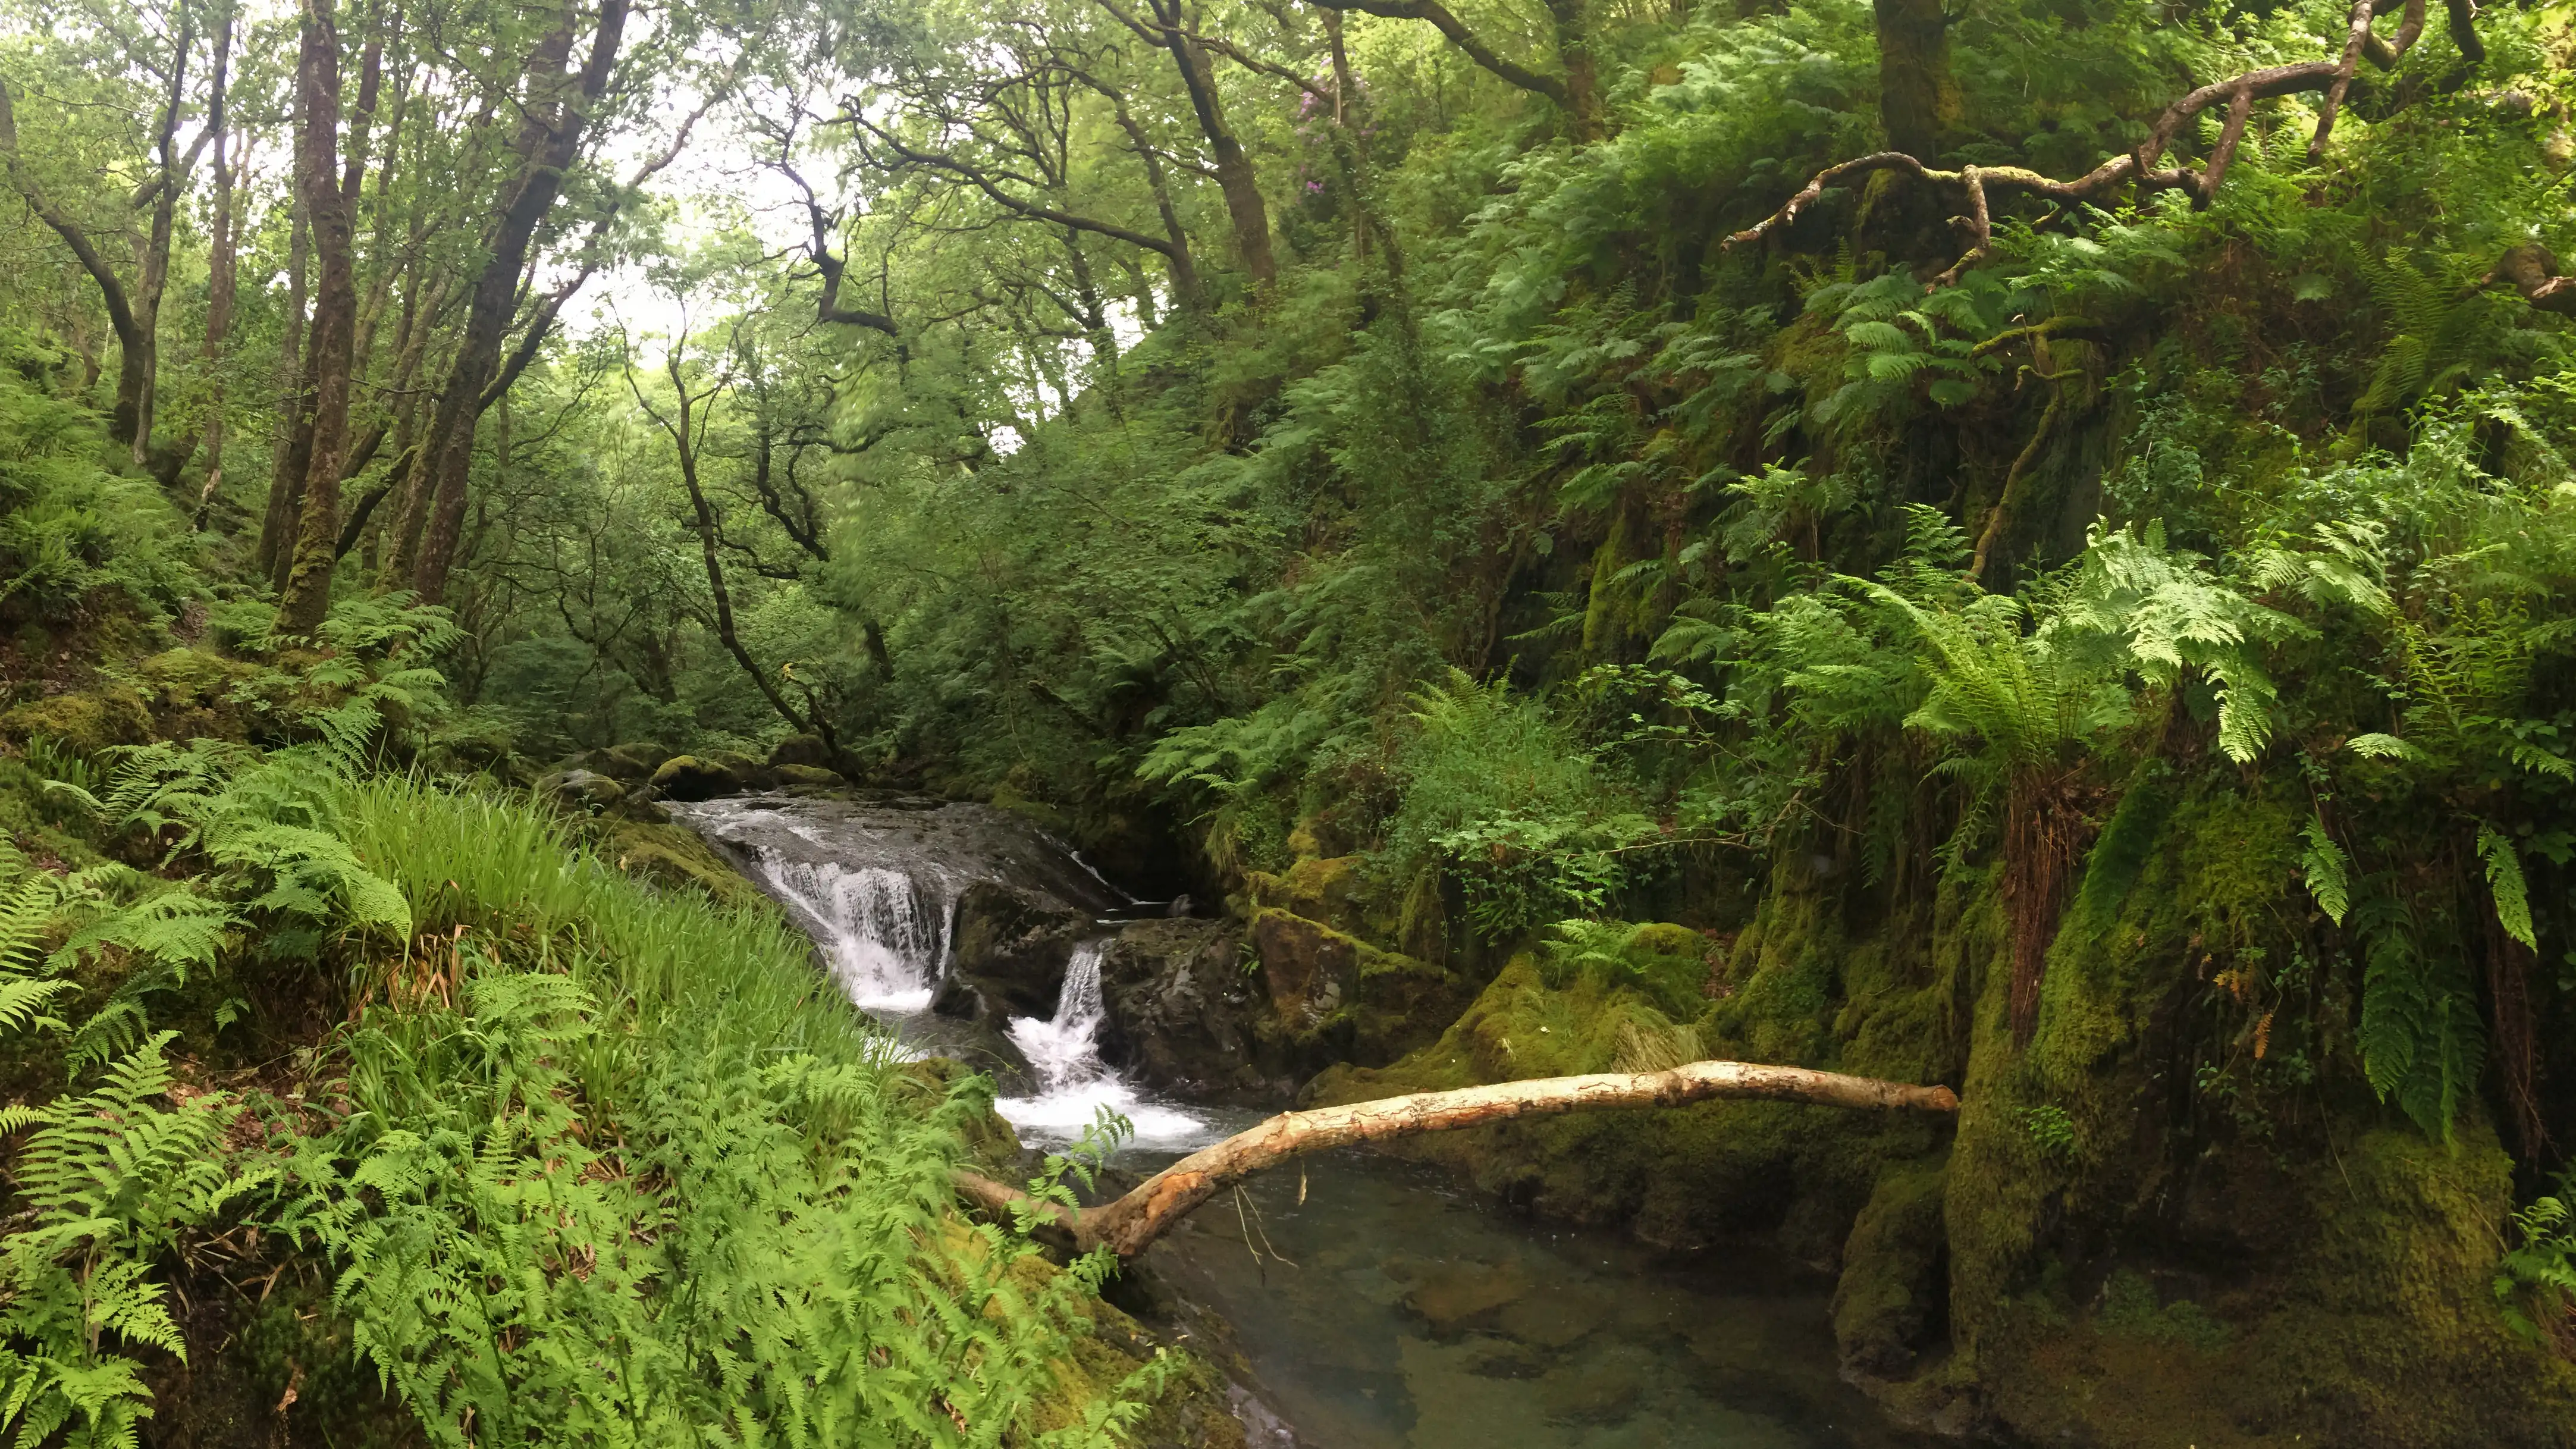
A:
302;777;1162;1446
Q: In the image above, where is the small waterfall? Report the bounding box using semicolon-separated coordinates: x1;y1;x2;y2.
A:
994;939;1214;1150
751;858;953;1014
668;794;1216;1151
1006;940;1113;1092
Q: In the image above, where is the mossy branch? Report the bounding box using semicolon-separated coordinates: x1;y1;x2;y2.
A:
956;1059;1960;1259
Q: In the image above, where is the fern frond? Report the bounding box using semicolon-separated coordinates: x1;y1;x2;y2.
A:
2347;732;2427;763
2478;825;2537;949
2300;817;2352;926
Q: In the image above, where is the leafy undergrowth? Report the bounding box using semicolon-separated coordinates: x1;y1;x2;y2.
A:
1;745;1170;1447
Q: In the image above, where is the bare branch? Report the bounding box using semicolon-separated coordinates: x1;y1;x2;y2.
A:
960;1059;1959;1259
1728;1;2487;288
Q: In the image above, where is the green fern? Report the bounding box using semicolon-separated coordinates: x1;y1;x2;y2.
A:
2477;824;2537;950
1;1033;268;1449
2497;1176;2576;1343
2353;892;2486;1140
2301;815;2354;926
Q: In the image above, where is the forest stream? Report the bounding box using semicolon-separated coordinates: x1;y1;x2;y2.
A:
674;791;1944;1449
16;0;2576;1434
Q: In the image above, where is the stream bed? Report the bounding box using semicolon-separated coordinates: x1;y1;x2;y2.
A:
1137;1140;1940;1449
670;792;1941;1449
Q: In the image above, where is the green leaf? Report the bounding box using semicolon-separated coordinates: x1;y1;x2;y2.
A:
2301;817;2352;926
2479;825;2537;950
2347;732;2426;763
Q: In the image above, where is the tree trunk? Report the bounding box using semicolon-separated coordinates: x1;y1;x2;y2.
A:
642;346;830;747
1101;89;1201;311
2003;773;2083;1045
1542;0;1603;142
131;9;193;471
1152;0;1274;291
0;80;153;451
958;1059;1959;1258
256;179;311;580
189;5;236;528
1873;0;1954;159
275;0;359;634
383;0;629;606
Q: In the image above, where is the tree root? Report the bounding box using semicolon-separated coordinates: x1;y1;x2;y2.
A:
955;1058;1960;1259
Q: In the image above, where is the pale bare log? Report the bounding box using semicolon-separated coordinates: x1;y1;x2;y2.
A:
958;1059;1959;1259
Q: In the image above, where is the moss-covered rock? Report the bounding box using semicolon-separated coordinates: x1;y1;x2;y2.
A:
1833;1155;1950;1378
1250;907;1352;1024
601;741;669;779
1098;917;1269;1092
1245;855;1366;936
945;879;1091;1019
125;646;260;739
0;682;153;755
1012;1248;1248;1449
1250;907;1469;1068
538;767;627;811
649;753;737;801
584;814;776;912
768;733;833;769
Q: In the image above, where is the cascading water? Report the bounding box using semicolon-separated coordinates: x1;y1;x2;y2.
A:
756;859;951;1012
994;940;1215;1150
670;793;1215;1149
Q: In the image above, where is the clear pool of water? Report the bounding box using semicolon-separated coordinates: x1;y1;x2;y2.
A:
1133;1143;1947;1449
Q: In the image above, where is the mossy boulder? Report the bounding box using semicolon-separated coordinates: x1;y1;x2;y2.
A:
600;742;667;779
126;647;259;739
538;767;627;812
585;816;774;912
702;749;770;788
1250;907;1354;1024
767;733;833;770
0;684;153;756
1245;855;1366;936
1250;907;1467;1068
1833;1155;1950;1378
648;754;738;802
774;763;842;787
1006;1250;1248;1449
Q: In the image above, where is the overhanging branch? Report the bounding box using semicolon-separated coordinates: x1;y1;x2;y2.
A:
1301;0;1568;105
958;1058;1959;1259
1728;0;2486;286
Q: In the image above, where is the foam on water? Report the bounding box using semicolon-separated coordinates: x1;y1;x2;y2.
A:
757;858;952;1012
994;942;1219;1152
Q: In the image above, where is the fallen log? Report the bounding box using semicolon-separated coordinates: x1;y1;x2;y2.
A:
955;1058;1959;1259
